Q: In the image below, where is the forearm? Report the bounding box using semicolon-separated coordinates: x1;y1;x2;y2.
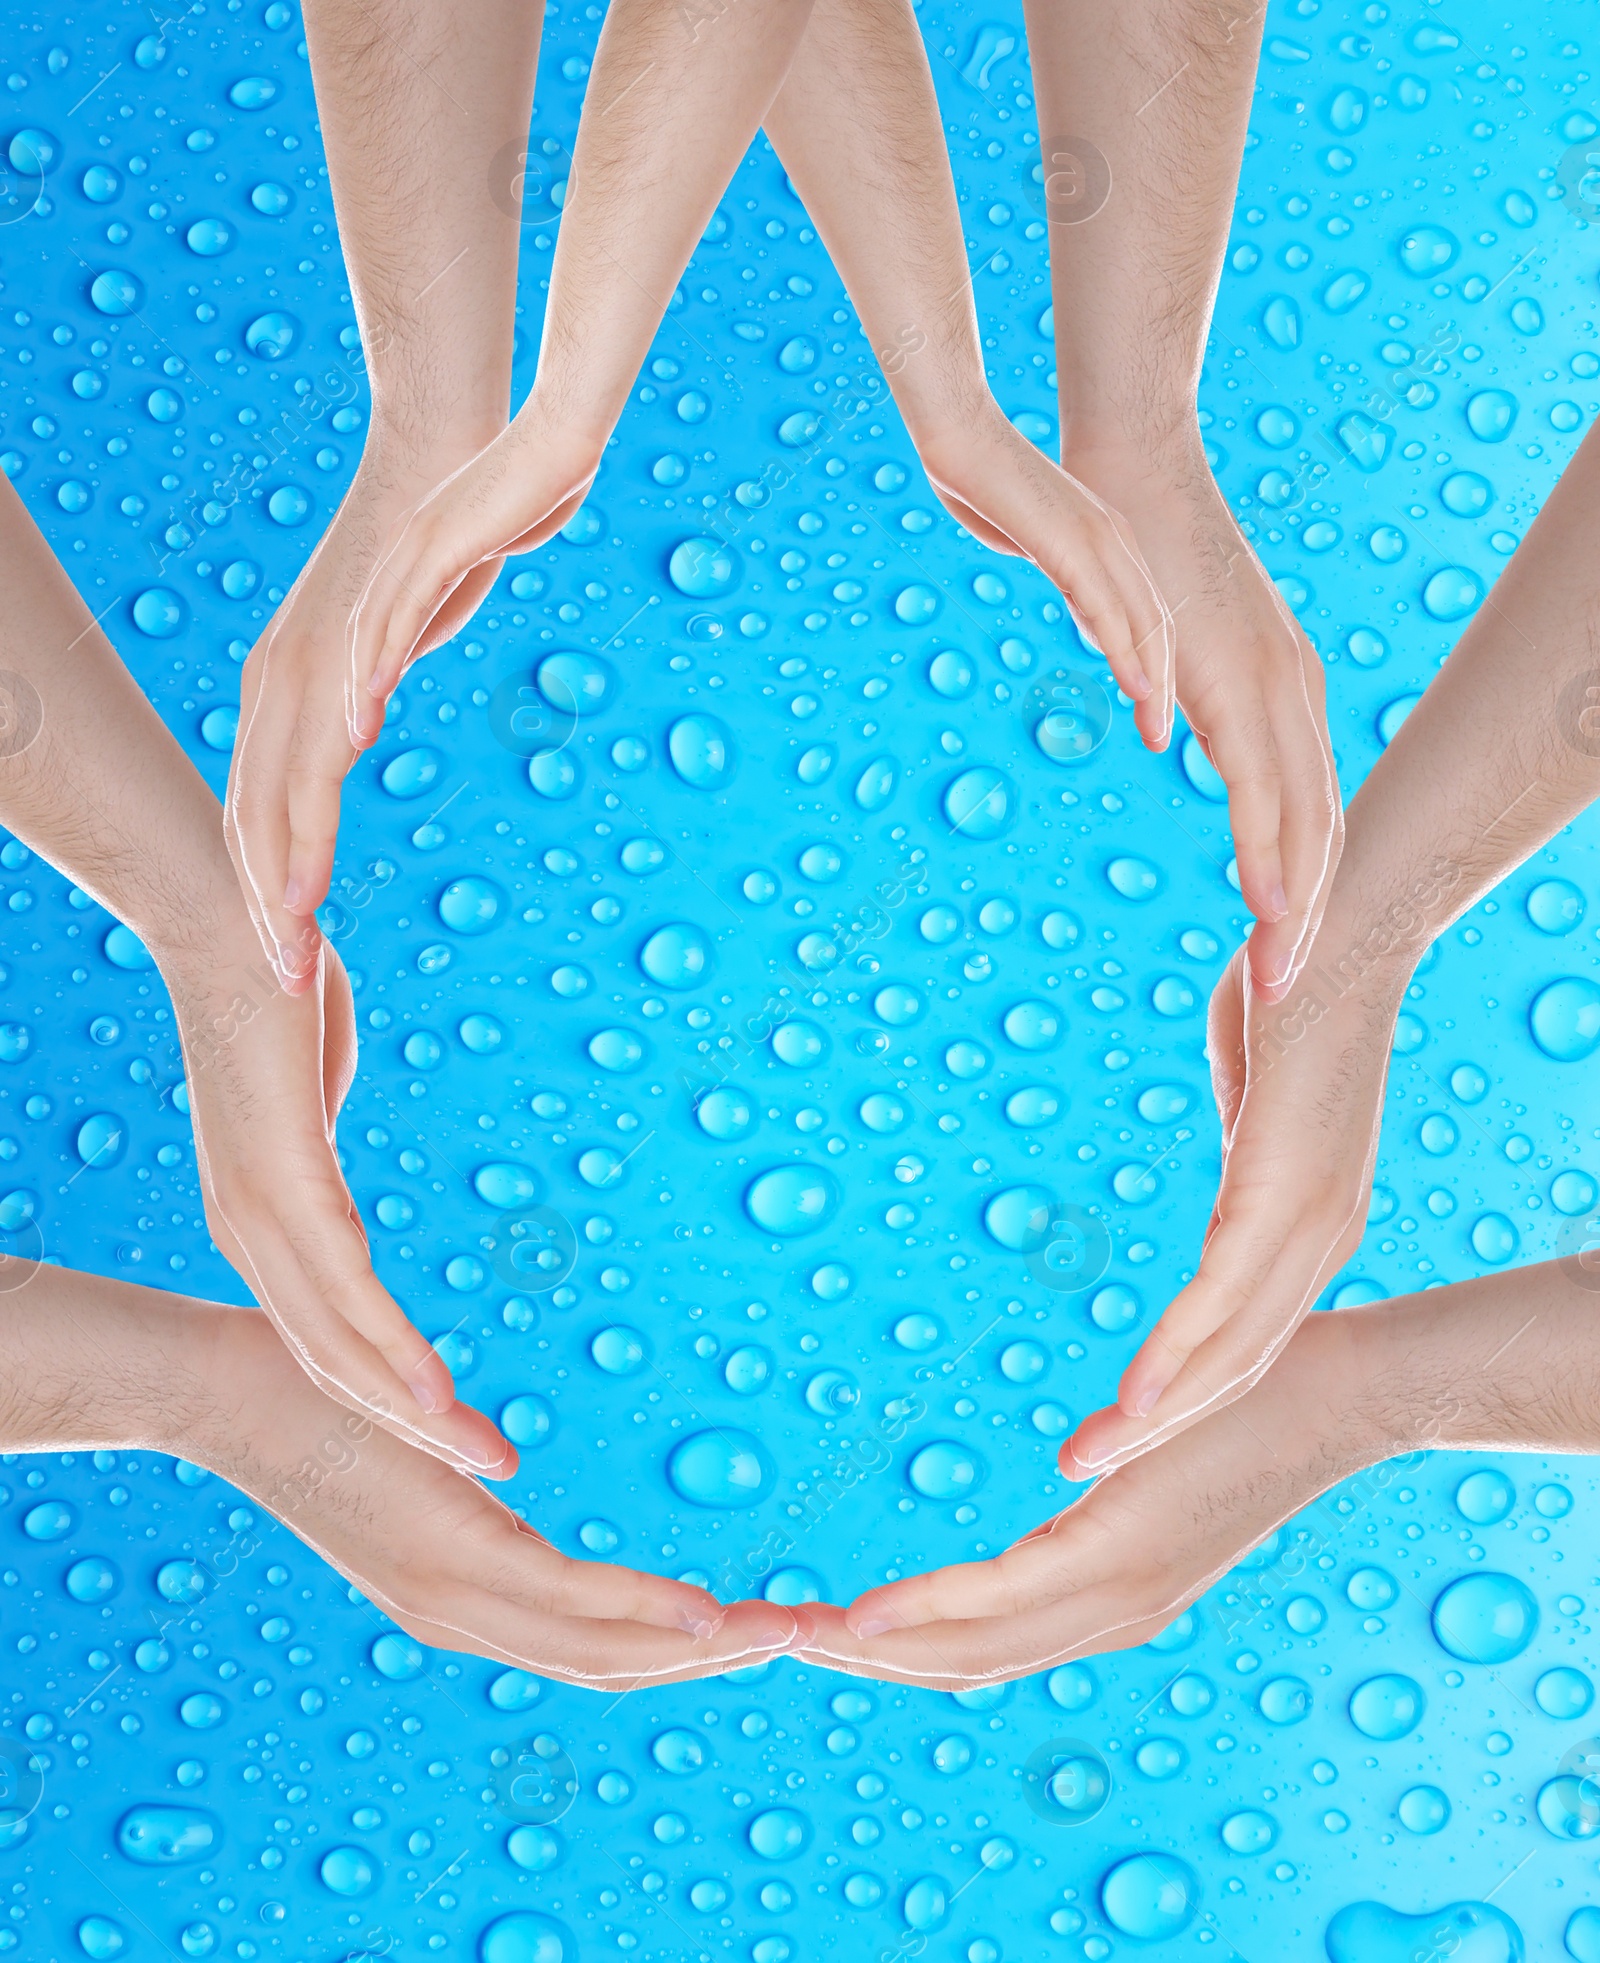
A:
1024;0;1263;462
1309;420;1600;989
0;1261;229;1459
301;0;539;457
1352;1261;1600;1461
527;0;816;448
0;480;237;964
763;0;990;445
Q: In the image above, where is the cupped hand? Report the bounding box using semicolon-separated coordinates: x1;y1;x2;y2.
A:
1063;930;1401;1479
159;896;512;1479
204;1303;806;1688
1065;438;1343;999
799;1307;1369;1688
227;442;509;993
344;408;602;780
919;406;1175;750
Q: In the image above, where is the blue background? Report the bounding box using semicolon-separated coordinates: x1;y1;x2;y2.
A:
1;0;1599;1956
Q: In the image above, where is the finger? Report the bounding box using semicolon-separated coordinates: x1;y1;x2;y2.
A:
403;1595;804;1690
1246;644;1341;1000
227;653;326;995
211;1184;515;1477
1207;948;1249;1146
847;1520;1081;1635
808;1590;1163;1689
1106;508;1176;749
1203;700;1288;951
281;715;356;927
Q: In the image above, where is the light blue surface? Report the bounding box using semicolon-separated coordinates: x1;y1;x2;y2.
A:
1;0;1599;1956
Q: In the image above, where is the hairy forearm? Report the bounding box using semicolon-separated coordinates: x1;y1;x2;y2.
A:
763;0;989;441
302;0;539;451
0;480;237;965
1025;0;1264;457
1313;420;1600;986
0;1261;227;1458
1353;1260;1600;1461
528;0;816;445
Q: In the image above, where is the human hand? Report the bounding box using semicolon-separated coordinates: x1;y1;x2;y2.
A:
155;890;513;1479
799;1306;1374;1687
1064;437;1343;999
916;406;1175;749
200;1301;805;1686
1064;916;1406;1477
227;438;510;992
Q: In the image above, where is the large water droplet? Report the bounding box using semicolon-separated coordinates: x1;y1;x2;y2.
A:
1326;1901;1521;1963
744;1164;840;1236
942;767;1017;839
668;714;736;789
982;1184;1052;1251
1431;1572;1538;1663
667;537;739;597
1348;1673;1424;1739
437;876;505;935
479;1911;576;1963
668;1429;775;1507
639;922;713;990
1530;977;1600;1060
116;1805;221;1865
538;650;615;716
1100;1853;1200;1941
907;1439;986;1500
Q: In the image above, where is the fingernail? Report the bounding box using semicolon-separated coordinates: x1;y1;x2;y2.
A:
1268;883;1289;922
282;876;304;911
404;1366;446;1416
785;1608;817;1649
678;1607;724;1640
850;1610;897;1640
1070;1439;1109;1472
1133;1386;1160;1417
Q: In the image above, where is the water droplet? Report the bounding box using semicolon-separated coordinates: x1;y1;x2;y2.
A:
1455;1469;1514;1524
1348;1673;1425;1740
639;922;712;990
369;1632;424;1681
907;1439;986;1500
1105;855;1163;901
853;756;898;811
748;1806;811;1860
1221;1808;1278;1854
1001;1000;1062;1051
1397;223;1459;275
1421;566;1482;621
479;1911;577;1963
244;310;298;359
668;714;737;789
1527;878;1585;935
132;587;185;637
1531;978;1600;1060
117;1805;221;1865
1100;1853;1200;1941
437;876;505;935
537;650;615;716
472;1162;540;1209
76;1917;126;1959
587;1027;645;1073
744;1164;840;1236
1327;1902;1521;1963
942;767;1017;839
668;537;739;597
1431;1572;1538;1663
1535;1666;1594;1719
927;649;975;698
1466;389;1518;441
90;269;144;316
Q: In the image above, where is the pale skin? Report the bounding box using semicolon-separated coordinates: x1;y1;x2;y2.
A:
230;0;1175;993
1028;0;1343;997
800;1261;1600;1685
804;417;1600;1678
226;0;544;988
1066;413;1600;1478
0;1259;802;1684
0;475;515;1475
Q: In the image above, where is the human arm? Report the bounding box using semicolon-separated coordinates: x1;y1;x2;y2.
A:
0;1260;801;1685
1065;414;1600;1476
227;0;543;986
0;474;507;1475
799;1258;1600;1686
1026;0;1341;995
762;0;1173;741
